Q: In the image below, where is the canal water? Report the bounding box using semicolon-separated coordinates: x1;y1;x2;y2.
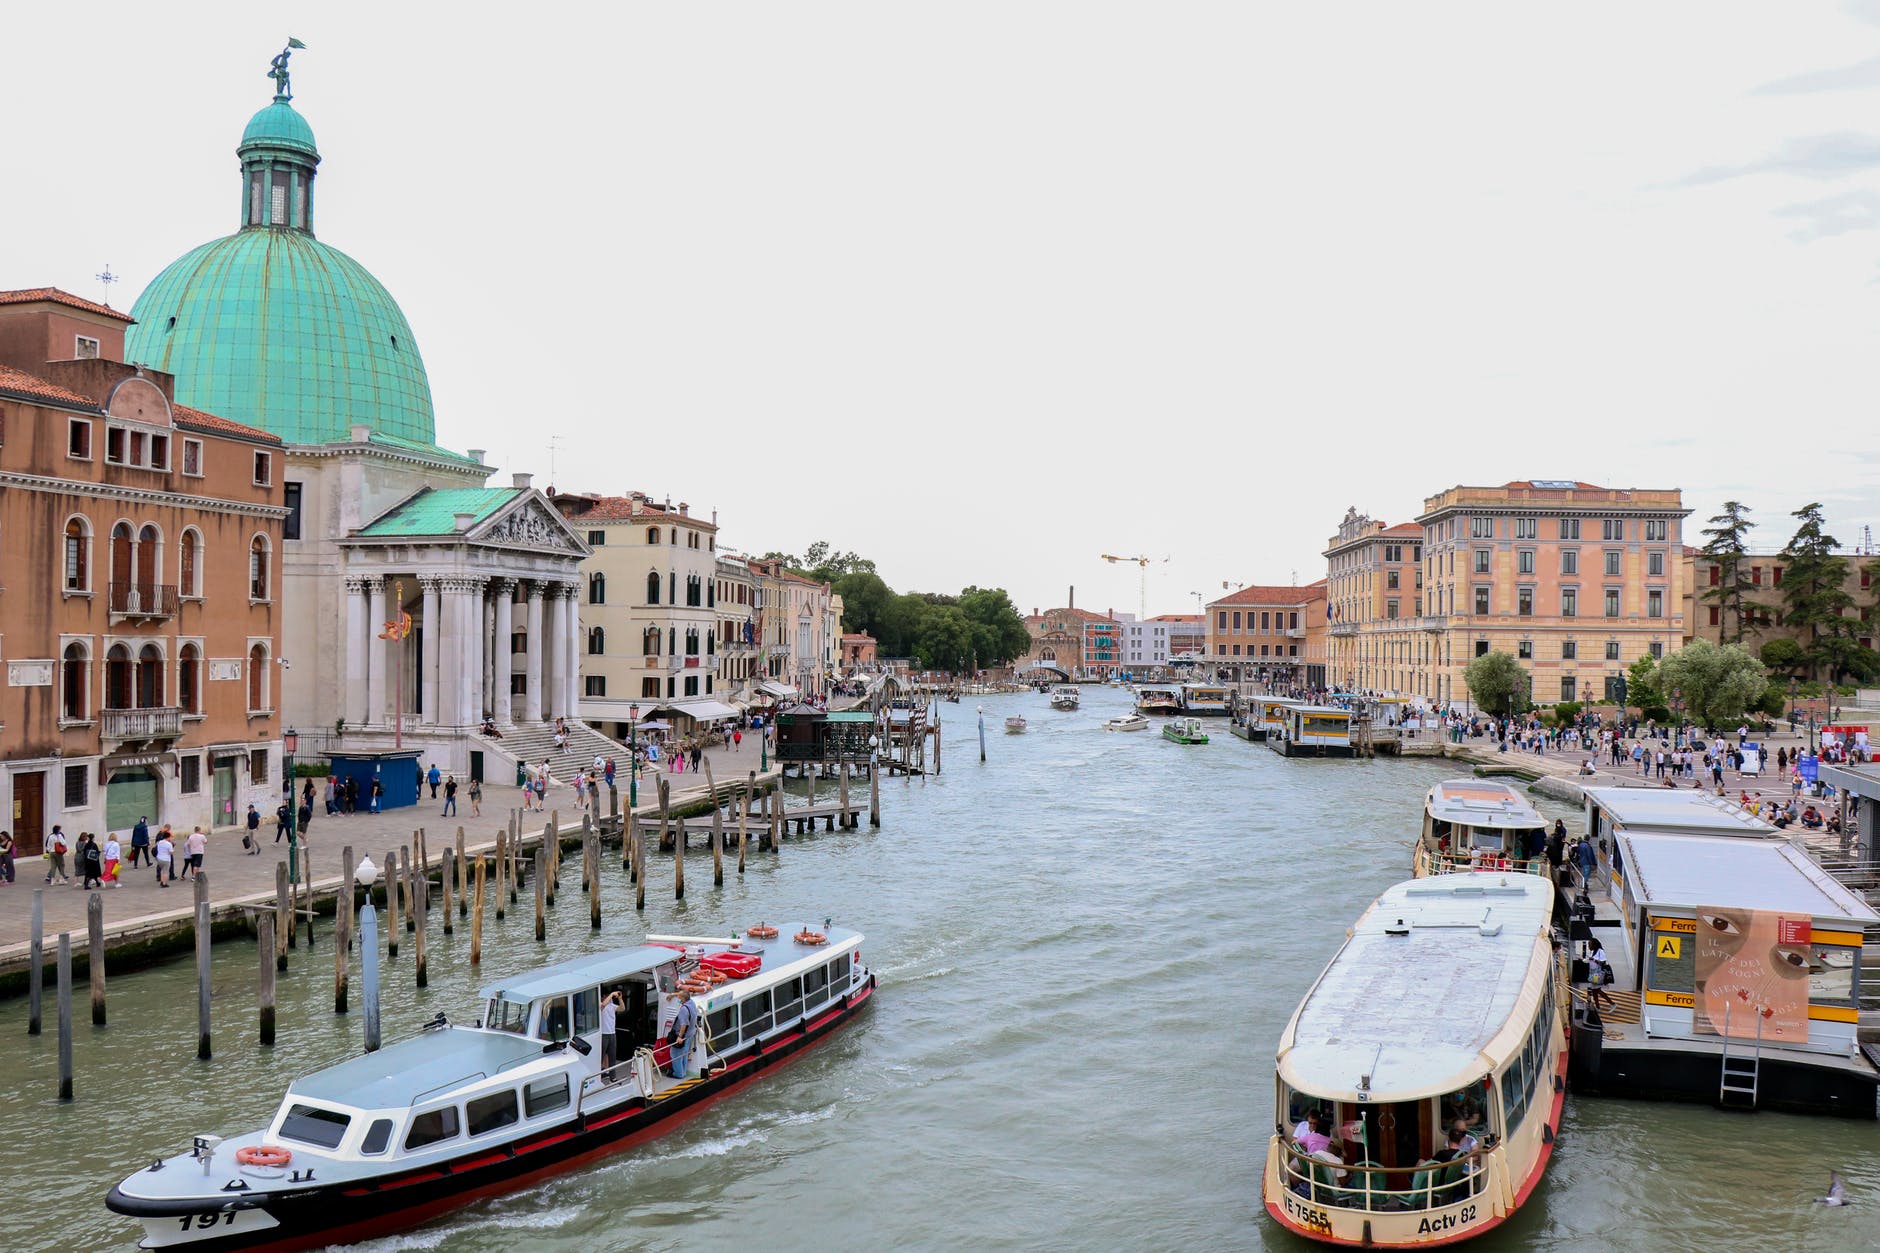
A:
3;685;1874;1252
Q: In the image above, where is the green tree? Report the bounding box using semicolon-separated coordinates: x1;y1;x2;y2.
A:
957;586;1031;667
1625;654;1663;713
913;605;975;672
1778;503;1853;680
1654;639;1769;730
1759;637;1807;677
1699;501;1756;643
1464;651;1528;717
833;571;896;642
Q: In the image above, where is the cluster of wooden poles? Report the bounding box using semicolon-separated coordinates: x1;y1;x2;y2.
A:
28;762;879;1097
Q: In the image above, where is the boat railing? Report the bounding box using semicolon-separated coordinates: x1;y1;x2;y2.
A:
411;1073;487;1106
1274;1139;1492;1213
1414;841;1550;879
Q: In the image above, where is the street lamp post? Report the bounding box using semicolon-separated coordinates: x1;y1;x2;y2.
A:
356;855;382;1053
628;703;639;809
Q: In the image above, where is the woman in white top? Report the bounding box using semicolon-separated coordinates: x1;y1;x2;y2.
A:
153;831;175;887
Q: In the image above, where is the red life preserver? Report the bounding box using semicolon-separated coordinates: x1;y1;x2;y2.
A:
235;1145;292;1168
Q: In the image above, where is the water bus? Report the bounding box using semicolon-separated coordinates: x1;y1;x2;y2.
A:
1179;683;1230;716
1162;718;1209;745
1253;697;1303;741
1104;712;1150;732
1268;705;1355;758
1414;779;1550;877
1264;874;1567;1247
1567;789;1880;1117
1050;686;1081;711
107;925;876;1250
1004;715;1028;734
1135;685;1182;716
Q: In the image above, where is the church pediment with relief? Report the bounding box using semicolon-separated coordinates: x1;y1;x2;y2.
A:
475;497;587;555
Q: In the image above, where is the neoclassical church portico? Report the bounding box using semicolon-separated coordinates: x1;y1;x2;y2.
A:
335;488;588;738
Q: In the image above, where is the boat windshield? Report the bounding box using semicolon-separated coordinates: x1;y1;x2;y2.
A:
487;996;531;1034
1276;1081;1494;1213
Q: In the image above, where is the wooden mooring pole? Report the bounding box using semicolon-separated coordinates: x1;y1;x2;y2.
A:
471;855;486;965
87;893;106;1026
635;825;646;913
456;828;468;917
336;845;354;1014
258;912;277;1046
386;849;401;956
441;847;455;935
534;847;547;942
29;889;44;1036
494;831;507;921
275;861;291;970
56;932;73;1101
194;873;212;1060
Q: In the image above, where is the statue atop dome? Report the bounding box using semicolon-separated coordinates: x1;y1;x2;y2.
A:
267;38;307;101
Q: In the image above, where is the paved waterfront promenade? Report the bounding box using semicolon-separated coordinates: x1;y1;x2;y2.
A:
0;734;780;962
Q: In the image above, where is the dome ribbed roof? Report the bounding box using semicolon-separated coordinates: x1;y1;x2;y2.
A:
125;230;436;447
241;100;319;158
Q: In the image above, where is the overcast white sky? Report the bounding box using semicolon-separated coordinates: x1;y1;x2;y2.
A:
7;4;1880;617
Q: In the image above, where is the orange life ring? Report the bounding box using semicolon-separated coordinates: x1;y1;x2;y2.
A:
678;978;711;994
697;968;729;985
794;930;827;946
746;924;779;939
235;1145;292;1168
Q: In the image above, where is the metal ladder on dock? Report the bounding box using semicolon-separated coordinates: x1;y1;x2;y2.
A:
1717;1004;1764;1110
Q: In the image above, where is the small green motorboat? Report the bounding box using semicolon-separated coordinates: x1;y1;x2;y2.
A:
1162;717;1210;745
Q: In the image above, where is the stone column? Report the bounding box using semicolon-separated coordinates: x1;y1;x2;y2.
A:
491;579;516;724
457;577;485;727
344;577;370;730
539;584;560;722
482;588;497;716
419;575;443;726
560;583;582;722
523;581;545;723
364;577;388;726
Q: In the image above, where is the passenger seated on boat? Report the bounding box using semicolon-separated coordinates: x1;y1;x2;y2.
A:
1291;1110;1332;1155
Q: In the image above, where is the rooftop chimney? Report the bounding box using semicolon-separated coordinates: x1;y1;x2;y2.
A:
631;497;643;515
512;472;533;490
453;512;475;533
1069;585;1075;609
467;448;486;464
678;501;689;516
350;423;370;443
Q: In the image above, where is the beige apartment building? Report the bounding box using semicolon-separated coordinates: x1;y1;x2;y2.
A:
550;491;735;738
1204;582;1328;689
1325;512;1427;695
1416;481;1690;711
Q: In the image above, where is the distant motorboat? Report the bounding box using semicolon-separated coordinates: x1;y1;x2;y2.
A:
1050;686;1081;711
1161;718;1210;745
1005;715;1028;734
1104;712;1151;732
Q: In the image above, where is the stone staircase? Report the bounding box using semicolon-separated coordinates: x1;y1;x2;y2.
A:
474;721;631;793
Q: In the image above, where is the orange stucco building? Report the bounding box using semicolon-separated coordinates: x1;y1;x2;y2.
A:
0;289;285;850
1204;581;1328;688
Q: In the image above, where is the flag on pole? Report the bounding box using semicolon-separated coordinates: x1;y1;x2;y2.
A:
287;37;307;49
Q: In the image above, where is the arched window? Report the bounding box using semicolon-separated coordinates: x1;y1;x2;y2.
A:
646;527;660;545
63;517;90;592
248;643;268;711
685;628;699;656
180;529;202;598
668;627;677;656
137;523;160;601
178;643;200;715
707;579;716;608
105;643;132;710
669;571;677;603
249;535;270;600
645;571;660;605
588;626;605;655
136;642;163;708
706;633;716;656
60;642;88;721
642;626;661;656
589;572;605;604
110;521;133;598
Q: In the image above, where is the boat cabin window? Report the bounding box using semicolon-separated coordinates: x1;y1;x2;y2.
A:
466;1090;520;1137
278;1104;350;1150
404;1106;461;1151
804;964;829;1008
488;996;530;1034
774;976;804;1024
1441;1080;1491;1142
525;1075;570;1118
542;997;571;1042
831;953;851;986
707;1004;738;1042
573;988;600;1035
741;990;774;1041
359;1118;394;1155
1470;828;1504;853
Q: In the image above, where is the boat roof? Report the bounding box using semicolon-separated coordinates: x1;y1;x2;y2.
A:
1289;704;1351;716
288;1026;545;1111
1278;874;1555;1100
1584;787;1778;837
479;945;680;1003
1615;831;1880;923
1426;779;1546;830
1182;682;1225;690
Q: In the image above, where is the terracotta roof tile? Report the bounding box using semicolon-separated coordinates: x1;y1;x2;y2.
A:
1211;584;1325;607
1380;522;1424;537
172;403;282;445
0;363;102;410
0;287;134;322
551;493;716;529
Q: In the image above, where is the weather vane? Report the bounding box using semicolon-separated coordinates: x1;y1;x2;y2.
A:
267;37;308;101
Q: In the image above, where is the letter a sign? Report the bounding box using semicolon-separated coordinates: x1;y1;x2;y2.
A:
1655;935;1681;960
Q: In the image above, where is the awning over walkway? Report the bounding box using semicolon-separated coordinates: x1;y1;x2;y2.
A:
664;699;740;722
758;680;800;699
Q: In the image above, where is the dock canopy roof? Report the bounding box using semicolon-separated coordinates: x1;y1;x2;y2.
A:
1278;875;1555;1100
1615;832;1880;923
479;946;679;1004
1584;787;1778;838
661;699;739;721
758;680;799;699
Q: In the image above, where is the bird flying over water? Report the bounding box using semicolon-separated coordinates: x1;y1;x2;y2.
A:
1814;1170;1847;1207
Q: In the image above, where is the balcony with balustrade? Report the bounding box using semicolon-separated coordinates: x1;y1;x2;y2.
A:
102;705;184;743
108;582;179;622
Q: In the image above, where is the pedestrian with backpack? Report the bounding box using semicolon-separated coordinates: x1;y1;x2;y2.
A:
44;825;71;885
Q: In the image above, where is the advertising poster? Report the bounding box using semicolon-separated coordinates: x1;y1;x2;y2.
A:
1693;907;1810;1042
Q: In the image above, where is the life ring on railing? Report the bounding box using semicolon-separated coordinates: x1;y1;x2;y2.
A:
697;968;729;985
235;1145;292;1168
794;930;828;946
746;924;779;939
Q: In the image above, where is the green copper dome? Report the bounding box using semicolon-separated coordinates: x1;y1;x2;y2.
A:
123;89;440;450
240;100;318;158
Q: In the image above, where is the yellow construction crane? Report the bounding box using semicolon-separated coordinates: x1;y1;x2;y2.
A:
1100;554;1167;624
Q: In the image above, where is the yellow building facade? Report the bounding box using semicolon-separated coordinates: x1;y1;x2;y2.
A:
1325;512;1427;695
